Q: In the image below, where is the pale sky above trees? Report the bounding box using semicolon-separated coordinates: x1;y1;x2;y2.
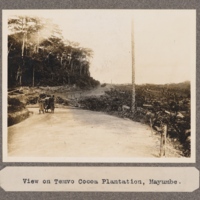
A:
4;10;196;84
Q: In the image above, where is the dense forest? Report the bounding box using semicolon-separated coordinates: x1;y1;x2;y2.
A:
8;16;100;88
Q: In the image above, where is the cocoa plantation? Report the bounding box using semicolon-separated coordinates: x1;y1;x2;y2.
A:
7;15;191;158
78;82;191;156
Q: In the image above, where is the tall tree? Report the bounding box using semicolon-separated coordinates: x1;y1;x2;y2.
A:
7;15;94;87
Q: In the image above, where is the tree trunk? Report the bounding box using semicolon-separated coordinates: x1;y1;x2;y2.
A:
25;31;28;56
21;17;26;57
70;60;74;73
22;33;25;57
68;73;70;85
19;75;22;86
37;30;40;53
80;62;82;75
8;43;13;56
32;67;35;87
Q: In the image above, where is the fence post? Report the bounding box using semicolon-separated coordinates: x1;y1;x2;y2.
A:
150;118;153;136
160;124;167;157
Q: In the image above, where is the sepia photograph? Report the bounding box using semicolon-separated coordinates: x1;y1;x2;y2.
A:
2;10;196;162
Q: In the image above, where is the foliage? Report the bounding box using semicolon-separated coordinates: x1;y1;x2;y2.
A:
8;97;25;113
8;15;97;88
78;82;191;157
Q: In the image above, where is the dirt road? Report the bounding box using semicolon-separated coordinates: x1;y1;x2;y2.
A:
8;107;181;158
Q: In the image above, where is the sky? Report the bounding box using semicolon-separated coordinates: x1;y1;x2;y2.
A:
4;10;196;84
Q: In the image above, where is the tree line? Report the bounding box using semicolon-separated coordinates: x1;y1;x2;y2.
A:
8;15;96;88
